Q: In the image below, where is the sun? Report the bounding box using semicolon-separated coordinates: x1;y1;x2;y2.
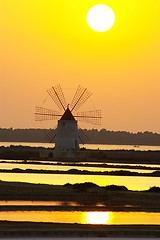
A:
85;212;110;224
86;4;115;32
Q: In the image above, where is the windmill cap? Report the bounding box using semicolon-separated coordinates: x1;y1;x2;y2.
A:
60;108;76;121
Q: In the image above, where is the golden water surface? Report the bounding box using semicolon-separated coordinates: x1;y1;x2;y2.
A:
0;211;160;225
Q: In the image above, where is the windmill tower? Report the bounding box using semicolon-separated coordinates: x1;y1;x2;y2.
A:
35;85;101;151
55;106;79;150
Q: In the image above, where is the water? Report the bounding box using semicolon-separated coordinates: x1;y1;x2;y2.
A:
0;210;159;225
0;162;155;173
0;142;159;226
0;140;160;190
1;159;159;190
0;172;159;190
0;200;80;206
1;141;160;151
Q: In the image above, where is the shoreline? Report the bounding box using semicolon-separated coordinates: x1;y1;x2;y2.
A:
0;146;159;237
0;221;160;237
0;181;159;210
1;145;160;164
1;159;160;169
0;205;160;212
1;168;160;177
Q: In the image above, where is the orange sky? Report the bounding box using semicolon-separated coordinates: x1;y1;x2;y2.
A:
0;0;160;133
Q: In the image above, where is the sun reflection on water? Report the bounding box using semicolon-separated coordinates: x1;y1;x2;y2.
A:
84;211;111;224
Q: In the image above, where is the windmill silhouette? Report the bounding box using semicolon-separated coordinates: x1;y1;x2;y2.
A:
35;85;101;151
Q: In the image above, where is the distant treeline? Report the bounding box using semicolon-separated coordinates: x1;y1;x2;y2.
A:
0;128;160;146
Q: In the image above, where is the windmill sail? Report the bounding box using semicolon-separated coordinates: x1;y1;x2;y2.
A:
47;84;67;111
45;126;57;143
70;85;92;112
75;110;101;125
35;106;61;121
78;129;90;144
35;84;101;148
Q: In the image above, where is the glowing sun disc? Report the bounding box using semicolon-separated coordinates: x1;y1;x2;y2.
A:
87;4;115;32
86;212;110;224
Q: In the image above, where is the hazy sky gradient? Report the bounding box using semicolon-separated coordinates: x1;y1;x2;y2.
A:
0;0;160;132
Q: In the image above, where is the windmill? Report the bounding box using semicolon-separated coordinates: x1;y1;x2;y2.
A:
35;85;101;151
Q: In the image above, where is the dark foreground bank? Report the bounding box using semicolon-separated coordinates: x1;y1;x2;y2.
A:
1;167;160;177
0;181;160;211
1;145;160;164
0;221;160;238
